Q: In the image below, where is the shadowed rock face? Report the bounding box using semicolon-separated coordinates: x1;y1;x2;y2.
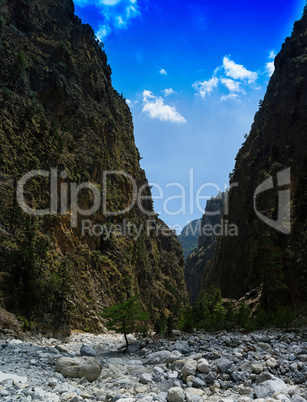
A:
202;7;307;310
184;195;224;304
0;0;187;333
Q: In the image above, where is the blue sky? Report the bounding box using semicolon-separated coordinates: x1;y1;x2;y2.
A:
74;0;306;232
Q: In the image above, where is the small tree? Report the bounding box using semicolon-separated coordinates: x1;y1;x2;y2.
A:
101;295;150;349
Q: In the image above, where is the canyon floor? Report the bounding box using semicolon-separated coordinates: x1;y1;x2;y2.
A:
0;328;306;401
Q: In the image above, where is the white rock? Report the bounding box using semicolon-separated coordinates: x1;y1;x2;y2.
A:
182;360;197;379
8;339;23;346
0;371;27;384
185;391;203;402
238;384;253;395
197;358;210;374
139;373;152;384
145;350;182;365
251;363;263;374
167;387;185;402
55;356;102;381
266;357;278;369
254;376;288;398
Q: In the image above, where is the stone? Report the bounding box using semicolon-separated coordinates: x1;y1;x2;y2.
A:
238;384;253;395
266;357;278;369
55;356;102;381
185;392;203;402
127;341;141;354
217;357;232;373
197;358;210;374
139;373;152;384
8;339;23;346
182;359;197;379
0;371;27;384
167;387;185;402
80;344;96;358
291;396;307;402
61;392;79;401
257;372;275;383
135;385;148;394
173;359;186;372
251;363;263;374
254;376;288;398
145;351;182;365
170;341;191;354
204;372;216;384
191;376;206;388
292;370;305;384
257;342;271;351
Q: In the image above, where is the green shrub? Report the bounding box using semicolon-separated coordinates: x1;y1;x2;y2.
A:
275;306;296;330
178;306;195;332
15;50;28;76
101;295;150;349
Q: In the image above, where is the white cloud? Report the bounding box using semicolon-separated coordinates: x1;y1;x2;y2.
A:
163;88;176;96
142;90;186;123
74;0;140;38
221;78;243;93
265;61;275;77
269;50;277;59
126;99;138;107
221;93;240;102
192;77;219;98
160;68;167;75
96;25;111;39
223;56;258;84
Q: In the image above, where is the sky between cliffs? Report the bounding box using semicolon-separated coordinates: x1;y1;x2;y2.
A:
74;0;305;232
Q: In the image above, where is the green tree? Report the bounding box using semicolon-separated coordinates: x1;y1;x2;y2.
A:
101;295;150;349
194;287;225;329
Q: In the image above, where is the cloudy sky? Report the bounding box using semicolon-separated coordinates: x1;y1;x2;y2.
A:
74;0;306;231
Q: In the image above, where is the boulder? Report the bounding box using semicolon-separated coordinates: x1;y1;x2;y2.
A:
182;360;197;379
139;373;152;384
127;341;141;354
80;344;96;358
217;357;232;373
55;356;102;381
251;363;263;374
167;387;185;402
197;358;210;374
170;341;191;354
254;376;288;398
144;350;182;365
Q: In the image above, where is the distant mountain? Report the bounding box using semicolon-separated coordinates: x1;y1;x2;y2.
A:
178;219;201;261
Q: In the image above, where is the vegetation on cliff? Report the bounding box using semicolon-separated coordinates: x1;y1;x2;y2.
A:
0;0;187;335
197;7;307;314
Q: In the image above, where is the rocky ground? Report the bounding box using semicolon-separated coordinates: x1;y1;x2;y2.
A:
0;329;306;401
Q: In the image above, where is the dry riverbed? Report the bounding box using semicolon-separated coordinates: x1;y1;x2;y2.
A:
0;329;306;401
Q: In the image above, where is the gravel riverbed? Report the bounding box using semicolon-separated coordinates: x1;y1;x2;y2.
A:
0;330;306;401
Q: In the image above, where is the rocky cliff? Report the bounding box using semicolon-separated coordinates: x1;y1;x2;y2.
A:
203;7;307;311
184;195;224;304
0;0;187;335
